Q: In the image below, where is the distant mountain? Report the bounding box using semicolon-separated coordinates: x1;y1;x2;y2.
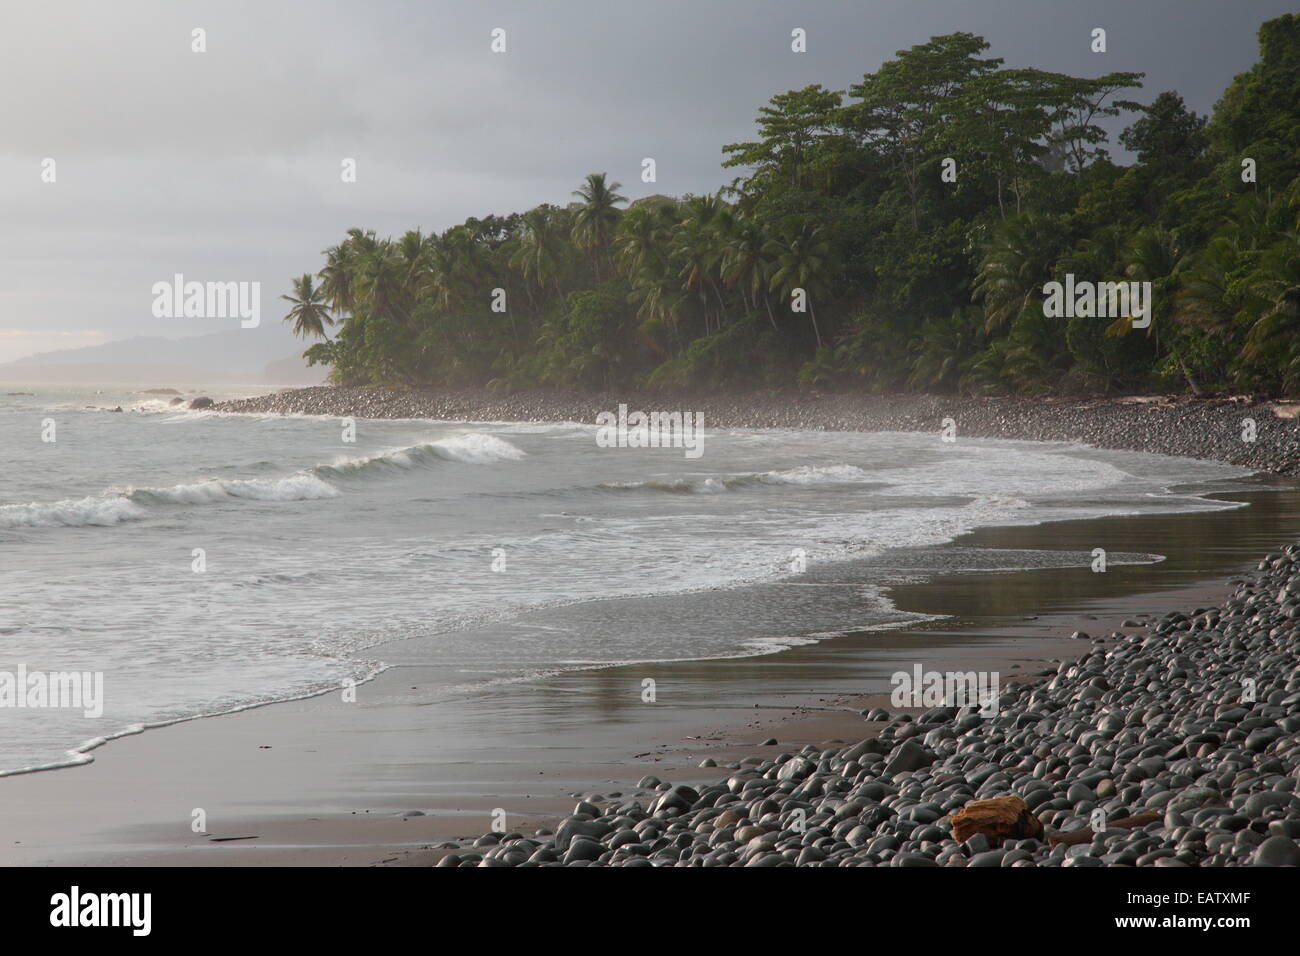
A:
261;354;330;385
5;326;302;371
0;327;328;385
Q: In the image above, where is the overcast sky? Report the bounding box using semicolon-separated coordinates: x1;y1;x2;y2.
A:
0;0;1292;363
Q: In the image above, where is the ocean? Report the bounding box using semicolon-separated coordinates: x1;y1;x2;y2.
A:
0;384;1254;774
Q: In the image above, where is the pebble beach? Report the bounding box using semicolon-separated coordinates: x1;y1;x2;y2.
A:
206;386;1300;867
217;387;1300;476
437;545;1300;867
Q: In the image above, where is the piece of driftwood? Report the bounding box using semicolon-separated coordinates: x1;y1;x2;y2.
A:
949;795;1044;845
1047;810;1161;846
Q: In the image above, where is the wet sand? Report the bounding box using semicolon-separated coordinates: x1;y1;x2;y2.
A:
0;479;1295;866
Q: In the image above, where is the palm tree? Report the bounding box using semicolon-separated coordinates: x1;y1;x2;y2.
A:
615;204;672;279
629;254;687;342
1122;225;1202;395
674;199;731;334
1175;234;1243;339
426;227;488;314
1124;225;1185;285
318;244;355;317
722;216;778;330
511;205;568;303
396;229;428;289
908;306;983;390
764;222;832;347
357;240;412;324
281;273;334;339
318;227;380;328
571;173;626;279
973;211;1066;333
1242;232;1300;391
686;194;733;331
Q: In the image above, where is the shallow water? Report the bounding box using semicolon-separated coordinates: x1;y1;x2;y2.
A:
0;384;1257;773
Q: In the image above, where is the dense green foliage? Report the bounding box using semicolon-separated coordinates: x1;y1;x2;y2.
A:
289;15;1300;397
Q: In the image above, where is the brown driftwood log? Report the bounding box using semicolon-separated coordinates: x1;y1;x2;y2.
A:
1047;810;1161;847
948;795;1044;846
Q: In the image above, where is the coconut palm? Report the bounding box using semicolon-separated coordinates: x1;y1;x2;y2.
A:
571;173;626;279
674;201;730;334
318;227;381;331
318;244;355;317
1242;232;1300;390
630;255;687;338
973;211;1067;333
1120;225;1204;395
511;205;568;302
356;240;412;324
281;273;334;339
908;306;984;390
722;216;778;330
615;204;673;279
764;222;833;347
1175;234;1244;337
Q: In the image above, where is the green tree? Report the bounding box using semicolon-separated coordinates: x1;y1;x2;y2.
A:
1121;91;1208;166
765;221;833;347
281;273;334;340
571;173;627;279
845;33;1002;229
723;84;845;195
1045;71;1145;172
1207;14;1300;188
973;211;1069;332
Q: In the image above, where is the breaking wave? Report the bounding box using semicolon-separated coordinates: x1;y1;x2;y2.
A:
0;433;524;529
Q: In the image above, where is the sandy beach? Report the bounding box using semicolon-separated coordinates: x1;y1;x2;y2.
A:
2;475;1294;867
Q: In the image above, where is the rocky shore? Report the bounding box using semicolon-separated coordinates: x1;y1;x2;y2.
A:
217;386;1300;475
437;545;1300;867
215;385;1300;866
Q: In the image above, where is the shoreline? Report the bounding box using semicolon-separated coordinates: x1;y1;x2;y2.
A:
1;482;1296;865
214;386;1300;476
437;483;1300;867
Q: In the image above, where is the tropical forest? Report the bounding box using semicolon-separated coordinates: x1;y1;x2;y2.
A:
281;14;1300;398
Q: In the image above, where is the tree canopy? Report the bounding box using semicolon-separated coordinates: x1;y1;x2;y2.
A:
288;14;1300;398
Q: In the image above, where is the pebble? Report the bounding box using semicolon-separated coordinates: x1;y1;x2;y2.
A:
394;470;1300;865
214;389;1300;479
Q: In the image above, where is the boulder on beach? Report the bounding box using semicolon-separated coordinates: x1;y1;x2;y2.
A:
949;794;1045;846
188;396;215;409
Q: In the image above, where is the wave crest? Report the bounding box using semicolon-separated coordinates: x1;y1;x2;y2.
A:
317;433;526;478
123;473;341;504
0;496;146;529
600;463;878;495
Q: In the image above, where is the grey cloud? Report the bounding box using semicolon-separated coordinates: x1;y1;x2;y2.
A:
0;0;1294;352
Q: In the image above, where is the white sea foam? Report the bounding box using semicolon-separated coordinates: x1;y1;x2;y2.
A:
2;433;527;533
319;433;526;477
0;406;1257;777
433;432;527;463
601;462;876;494
2;474;340;529
122;473;341;504
758;463;874;485
0;495;147;529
